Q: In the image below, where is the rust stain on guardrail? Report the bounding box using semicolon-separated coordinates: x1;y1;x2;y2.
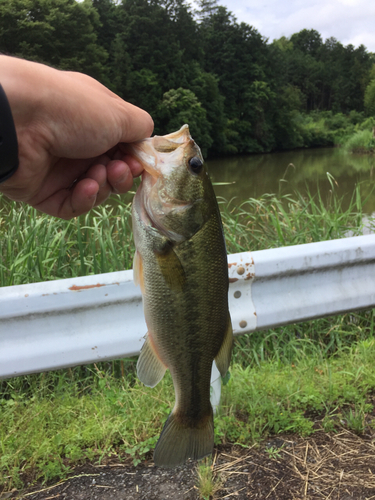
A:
69;283;119;291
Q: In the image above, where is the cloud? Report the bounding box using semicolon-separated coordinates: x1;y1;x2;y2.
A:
210;0;375;52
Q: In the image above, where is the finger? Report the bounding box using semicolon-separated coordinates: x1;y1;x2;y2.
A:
47;73;154;158
65;71;115;97
70;178;100;217
34;178;99;219
122;155;144;177
83;161;108;188
82;162;113;207
115;149;144;177
106;160;134;194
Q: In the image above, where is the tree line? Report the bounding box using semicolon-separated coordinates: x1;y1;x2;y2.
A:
0;0;374;157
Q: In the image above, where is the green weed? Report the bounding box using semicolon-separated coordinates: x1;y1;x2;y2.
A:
196;458;221;500
216;338;375;447
265;445;283;460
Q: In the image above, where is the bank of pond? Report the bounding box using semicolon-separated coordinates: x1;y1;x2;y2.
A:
309;111;375;154
239;110;375;156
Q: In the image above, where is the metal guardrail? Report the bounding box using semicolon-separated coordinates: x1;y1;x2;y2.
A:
1;234;375;383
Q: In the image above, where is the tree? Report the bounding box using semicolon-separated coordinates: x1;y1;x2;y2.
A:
0;0;109;82
290;29;322;57
157;88;213;156
129;68;163;116
190;70;227;155
196;0;219;22
199;6;267;118
116;0;190;93
92;0;121;54
364;80;375;116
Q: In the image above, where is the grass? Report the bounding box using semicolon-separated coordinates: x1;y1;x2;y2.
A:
0;197;134;286
196;458;222;500
344;129;375;154
1;183;375;492
216;337;375;446
2;337;375;491
220;179;368;255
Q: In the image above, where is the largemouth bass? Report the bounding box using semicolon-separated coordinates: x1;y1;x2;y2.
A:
130;125;233;467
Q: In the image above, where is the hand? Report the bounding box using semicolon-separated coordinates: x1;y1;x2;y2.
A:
0;56;154;219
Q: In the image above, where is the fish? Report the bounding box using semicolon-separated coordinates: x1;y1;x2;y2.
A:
129;124;233;468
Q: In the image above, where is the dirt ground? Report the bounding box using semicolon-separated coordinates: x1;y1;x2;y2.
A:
5;428;375;500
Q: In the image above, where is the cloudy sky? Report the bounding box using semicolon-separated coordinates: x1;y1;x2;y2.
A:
194;0;375;53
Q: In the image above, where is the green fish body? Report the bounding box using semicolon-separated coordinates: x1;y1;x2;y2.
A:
130;125;233;467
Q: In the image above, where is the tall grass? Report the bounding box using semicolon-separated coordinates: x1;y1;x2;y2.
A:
220;180;368;254
0;197;134;286
0;179;370;286
220;180;374;367
1;183;375;492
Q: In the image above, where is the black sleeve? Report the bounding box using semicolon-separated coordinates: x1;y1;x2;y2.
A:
0;84;19;183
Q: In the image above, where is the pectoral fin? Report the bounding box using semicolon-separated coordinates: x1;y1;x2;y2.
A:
133;250;145;294
215;314;233;377
137;334;167;388
156;250;186;291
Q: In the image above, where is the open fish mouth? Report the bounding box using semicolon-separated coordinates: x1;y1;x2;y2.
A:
128;125;200;180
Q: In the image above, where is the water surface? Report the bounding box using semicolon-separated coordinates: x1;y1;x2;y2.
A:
2;147;374;215
207;148;375;213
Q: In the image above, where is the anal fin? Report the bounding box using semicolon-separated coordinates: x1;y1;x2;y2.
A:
215;314;233;377
137;334;167;388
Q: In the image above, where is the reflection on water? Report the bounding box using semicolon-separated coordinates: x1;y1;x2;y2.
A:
207;148;375;213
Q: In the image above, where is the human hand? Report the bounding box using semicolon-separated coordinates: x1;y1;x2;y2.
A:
0;56;154;219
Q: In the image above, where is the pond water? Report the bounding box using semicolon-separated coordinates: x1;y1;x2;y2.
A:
2;147;374;215
207;147;375;213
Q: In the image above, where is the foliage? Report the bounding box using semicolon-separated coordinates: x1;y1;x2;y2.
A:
3;331;375;490
0;197;134;286
216;337;375;445
364;79;375;116
156;87;213;156
0;0;108;81
0;0;373;156
344;129;375;153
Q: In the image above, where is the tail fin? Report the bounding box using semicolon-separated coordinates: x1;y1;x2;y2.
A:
153;409;214;467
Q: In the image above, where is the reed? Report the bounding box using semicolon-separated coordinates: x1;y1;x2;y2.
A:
0;197;134;286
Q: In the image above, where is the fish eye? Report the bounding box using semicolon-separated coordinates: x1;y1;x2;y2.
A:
188;156;203;174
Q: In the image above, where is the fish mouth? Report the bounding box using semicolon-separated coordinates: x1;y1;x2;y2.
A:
130;125;203;242
129;125;196;180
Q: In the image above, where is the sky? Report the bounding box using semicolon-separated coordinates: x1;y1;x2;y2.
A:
191;0;375;53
